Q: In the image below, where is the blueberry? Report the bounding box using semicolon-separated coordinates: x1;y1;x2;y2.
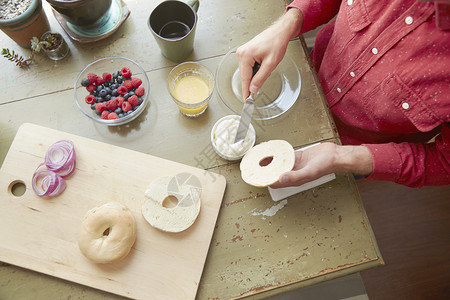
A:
114;107;123;114
103;82;110;87
96;97;102;103
105;94;111;101
105;87;112;95
90;103;96;110
81;78;90;87
99;89;107;98
117;78;123;84
123;93;129;100
128;91;135;97
112;89;118;96
113;71;119;78
96;85;102;92
111;83;119;90
119;113;124;118
138;97;143;105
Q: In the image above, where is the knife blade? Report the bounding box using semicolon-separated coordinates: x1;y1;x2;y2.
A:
234;63;260;144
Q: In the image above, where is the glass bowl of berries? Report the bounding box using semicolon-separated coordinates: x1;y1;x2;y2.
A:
74;56;149;126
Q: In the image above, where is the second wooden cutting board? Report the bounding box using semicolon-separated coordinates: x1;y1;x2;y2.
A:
0;123;227;300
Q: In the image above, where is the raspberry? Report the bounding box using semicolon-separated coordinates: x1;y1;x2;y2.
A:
108;112;119;120
85;95;95;104
101;110;110;119
128;95;139;106
117;86;128;95
135;86;145;97
121;67;132;78
106;99;118;111
87;73;98;84
122;101;132;113
102;72;112;82
115;96;125;106
123;80;133;90
86;84;96;93
96;76;104;86
95;102;106;113
131;77;142;88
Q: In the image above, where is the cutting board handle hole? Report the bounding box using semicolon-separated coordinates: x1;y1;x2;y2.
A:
163;195;179;208
9;180;26;197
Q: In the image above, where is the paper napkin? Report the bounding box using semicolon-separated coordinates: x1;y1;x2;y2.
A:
268;143;336;202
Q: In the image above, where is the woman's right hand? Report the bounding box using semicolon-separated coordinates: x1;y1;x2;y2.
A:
236;8;304;99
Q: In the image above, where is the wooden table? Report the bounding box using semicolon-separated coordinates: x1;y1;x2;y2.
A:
0;0;383;299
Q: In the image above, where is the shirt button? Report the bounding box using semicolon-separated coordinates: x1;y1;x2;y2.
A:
337;87;342;93
372;48;379;55
405;16;413;25
348;0;353;5
350;71;356;77
402;102;410;110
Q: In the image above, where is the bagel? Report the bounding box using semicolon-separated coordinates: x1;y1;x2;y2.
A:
78;202;137;264
142;173;202;233
240;140;295;187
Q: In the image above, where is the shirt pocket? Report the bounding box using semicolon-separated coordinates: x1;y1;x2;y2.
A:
347;0;371;32
330;0;372;55
381;73;442;132
360;73;442;133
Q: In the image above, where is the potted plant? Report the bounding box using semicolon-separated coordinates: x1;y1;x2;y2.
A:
2;31;70;67
31;31;70;60
0;0;50;48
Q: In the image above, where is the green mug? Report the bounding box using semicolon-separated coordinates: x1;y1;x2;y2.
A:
148;0;199;62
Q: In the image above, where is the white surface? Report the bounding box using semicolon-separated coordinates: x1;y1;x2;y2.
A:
268;143;336;202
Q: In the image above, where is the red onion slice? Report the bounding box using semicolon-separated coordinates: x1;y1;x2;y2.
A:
32;168;67;197
32;140;76;197
44;140;76;177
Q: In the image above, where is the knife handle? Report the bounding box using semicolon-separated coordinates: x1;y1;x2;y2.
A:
252;62;261;78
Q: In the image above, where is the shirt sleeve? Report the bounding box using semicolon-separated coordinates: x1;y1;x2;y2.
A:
363;123;450;187
287;0;341;35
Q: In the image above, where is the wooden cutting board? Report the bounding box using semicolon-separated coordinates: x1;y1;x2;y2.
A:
0;123;226;300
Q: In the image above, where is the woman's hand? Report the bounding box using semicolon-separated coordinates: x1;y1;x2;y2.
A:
236;8;304;99
270;143;374;189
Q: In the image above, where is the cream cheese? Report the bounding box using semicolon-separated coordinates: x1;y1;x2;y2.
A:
212;115;255;159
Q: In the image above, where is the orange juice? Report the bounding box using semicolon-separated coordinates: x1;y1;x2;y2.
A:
174;76;210;115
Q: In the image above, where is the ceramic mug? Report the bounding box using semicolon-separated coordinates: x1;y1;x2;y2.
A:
148;0;199;62
46;0;112;27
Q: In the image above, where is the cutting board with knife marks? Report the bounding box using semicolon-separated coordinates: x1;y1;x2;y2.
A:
0;123;226;300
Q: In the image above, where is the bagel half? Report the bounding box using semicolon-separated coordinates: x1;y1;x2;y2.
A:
142;173;202;233
240;140;295;187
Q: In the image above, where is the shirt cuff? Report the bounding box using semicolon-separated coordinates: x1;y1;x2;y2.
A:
362;143;402;182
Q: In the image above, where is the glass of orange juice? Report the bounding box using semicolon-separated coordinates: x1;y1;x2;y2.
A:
168;62;215;117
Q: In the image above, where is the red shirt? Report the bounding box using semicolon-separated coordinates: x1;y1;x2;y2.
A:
288;0;450;187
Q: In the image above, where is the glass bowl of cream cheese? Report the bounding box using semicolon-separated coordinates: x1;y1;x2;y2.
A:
211;115;256;161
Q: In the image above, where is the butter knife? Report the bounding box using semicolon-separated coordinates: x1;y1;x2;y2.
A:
234;63;260;143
